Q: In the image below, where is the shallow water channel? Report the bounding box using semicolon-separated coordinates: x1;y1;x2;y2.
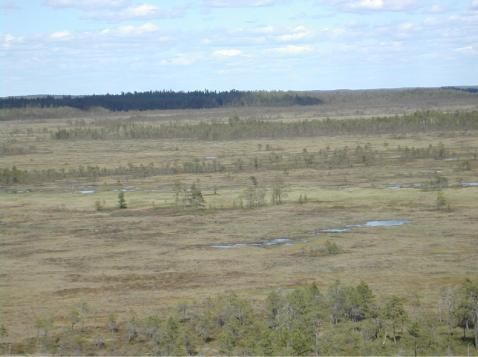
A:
211;220;410;249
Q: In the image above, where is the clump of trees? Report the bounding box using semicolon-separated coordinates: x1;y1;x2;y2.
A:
2;139;474;186
49;111;478;141
299;241;343;257
240;176;267;209
271;176;287;205
298;194;309;204
436;190;451;211
440;280;478;349
398;142;451;161
0;166;26;184
95;200;105;211
5;279;478;355
429;173;449;189
173;181;205;209
0;159;226;185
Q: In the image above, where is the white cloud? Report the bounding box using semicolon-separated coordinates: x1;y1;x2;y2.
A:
99;22;160;37
96;3;185;21
254;26;275;34
115;22;159;35
160;54;199;66
329;0;417;11
209;25;313;47
44;0;185;20
398;22;415;31
1;33;23;48
317;26;346;38
44;0;129;9
351;0;384;10
213;48;243;57
0;22;166;53
429;4;445;13
276;25;312;42
204;0;278;7
50;31;74;40
454;46;476;54
472;0;478;9
267;44;313;55
124;3;157;17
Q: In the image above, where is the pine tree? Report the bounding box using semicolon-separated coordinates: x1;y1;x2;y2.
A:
118;192;127;209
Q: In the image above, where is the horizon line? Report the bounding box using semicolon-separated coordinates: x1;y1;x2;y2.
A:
2;85;477;99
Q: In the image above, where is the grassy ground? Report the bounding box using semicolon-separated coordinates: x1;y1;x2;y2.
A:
1;105;478;346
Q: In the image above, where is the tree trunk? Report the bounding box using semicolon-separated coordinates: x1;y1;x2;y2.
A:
475;323;478;349
474;311;478;348
314;320;321;356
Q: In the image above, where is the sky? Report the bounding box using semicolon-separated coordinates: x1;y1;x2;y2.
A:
1;0;477;96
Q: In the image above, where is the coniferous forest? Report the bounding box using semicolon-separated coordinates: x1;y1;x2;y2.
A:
0;90;322;111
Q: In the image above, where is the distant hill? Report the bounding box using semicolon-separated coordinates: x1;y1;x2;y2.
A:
1;87;476;114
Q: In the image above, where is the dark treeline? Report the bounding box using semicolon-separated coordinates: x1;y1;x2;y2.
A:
443;86;478;94
5;279;478;355
0;90;322;111
52;111;478;141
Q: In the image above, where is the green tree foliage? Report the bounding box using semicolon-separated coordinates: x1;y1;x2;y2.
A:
407;321;421;356
324;240;342;255
107;314;119;334
430;174;449;189
69;309;81;331
436;190;449;211
2;136;473;186
10;280;478;355
172;181;205;209
0;324;7;339
50;111;478;141
242;176;266;208
118;191;127;209
383;296;408;343
0;166;26;184
457;280;478;348
94;199;107;211
34;316;54;338
188;182;205;208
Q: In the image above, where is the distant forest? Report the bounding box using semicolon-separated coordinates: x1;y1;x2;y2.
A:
442;86;478;94
0;90;322;111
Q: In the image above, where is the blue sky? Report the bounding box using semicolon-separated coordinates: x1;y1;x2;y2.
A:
1;0;477;96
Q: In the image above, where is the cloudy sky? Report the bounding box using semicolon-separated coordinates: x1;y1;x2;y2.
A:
1;0;477;96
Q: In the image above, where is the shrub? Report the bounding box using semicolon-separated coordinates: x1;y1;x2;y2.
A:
95;200;104;211
325;240;342;255
436;190;450;211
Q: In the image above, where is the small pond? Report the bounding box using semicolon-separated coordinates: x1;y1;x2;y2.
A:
211;237;293;249
79;187;96;194
461;182;478;187
319;220;410;234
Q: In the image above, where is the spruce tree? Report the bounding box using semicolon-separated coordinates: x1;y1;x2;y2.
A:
118;192;127;209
